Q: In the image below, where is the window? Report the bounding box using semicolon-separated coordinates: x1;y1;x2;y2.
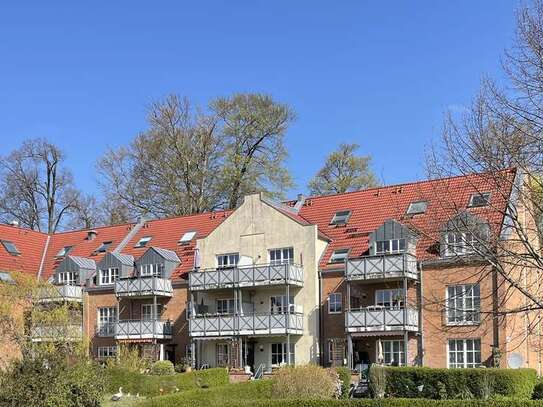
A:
217;253;239;269
179;231;197;243
328;339;345;364
58;271;77;285
142;304;163;320
95;241;112;253
382;340;405;366
135;236;152;248
444;232;477;256
448;339;481;368
375;289;403;308
216;299;235;315
1;240;20;255
99;268;119;285
447;284;480;324
271;343;295;366
328;293;342;314
406;201;428;215
270;295;295;314
98;346;117;358
56;245;73;257
270;247;294;265
216;343;229;367
140;263;165;277
331;210;352;225
0;272;14;284
329;248;349;263
97;307;117;336
468;192;491;208
375;239;406;254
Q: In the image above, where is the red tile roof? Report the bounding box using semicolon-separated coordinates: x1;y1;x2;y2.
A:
0;224;49;277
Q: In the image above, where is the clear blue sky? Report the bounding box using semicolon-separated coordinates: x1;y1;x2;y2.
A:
0;1;517;198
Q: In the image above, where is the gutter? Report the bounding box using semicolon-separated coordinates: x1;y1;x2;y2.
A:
36;235;51;281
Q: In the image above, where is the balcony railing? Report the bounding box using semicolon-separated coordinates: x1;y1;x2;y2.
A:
346;253;418;281
189;263;303;291
31;324;83;342
115;276;173;298
109;320;172;340
189;312;304;337
37;285;83;303
345;307;419;333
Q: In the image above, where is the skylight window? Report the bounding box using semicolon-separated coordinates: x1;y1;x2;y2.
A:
0;271;14;284
56;245;73;257
95;241;112;253
179;231;196;243
468;192;491;208
329;248;350;263
1;240;20;256
135;236;152;248
330;210;352;226
406;201;428;215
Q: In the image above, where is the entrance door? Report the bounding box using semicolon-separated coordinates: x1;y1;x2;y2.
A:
245;342;255;370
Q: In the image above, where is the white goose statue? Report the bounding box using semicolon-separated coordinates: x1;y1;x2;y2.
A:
111;387;123;401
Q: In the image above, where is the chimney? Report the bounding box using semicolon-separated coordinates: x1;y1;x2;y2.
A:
87;230;97;241
293;194;306;213
10;220;19;227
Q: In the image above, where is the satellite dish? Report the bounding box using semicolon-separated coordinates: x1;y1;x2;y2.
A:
507;352;524;369
238;256;253;267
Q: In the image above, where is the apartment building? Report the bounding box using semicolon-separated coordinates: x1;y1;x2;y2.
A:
0;168;540;373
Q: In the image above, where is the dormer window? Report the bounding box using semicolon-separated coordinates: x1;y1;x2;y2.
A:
1;240;20;256
217;253;239;269
468;192;491;208
179;231;196;243
376;239;406;255
58;271;77;286
140;263;164;277
444;232;477;257
329;248;349;263
406;201;428;215
96;241;112;253
135;236;152;248
330;210;352;226
99;268;119;285
56;245;73;257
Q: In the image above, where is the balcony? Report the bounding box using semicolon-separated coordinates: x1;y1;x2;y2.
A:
31;324;83;342
115;277;173;298
345;306;419;333
346;253;418;282
189;263;303;291
189;312;304;337
37;285;82;303
96;320;173;340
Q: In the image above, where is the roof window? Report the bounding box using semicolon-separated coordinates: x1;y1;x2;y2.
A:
1;240;20;256
56;245;73;257
330;210;351;226
95;241;113;253
135;236;152;248
179;231;196;243
468;192;491;208
406;201;428;215
329;248;350;263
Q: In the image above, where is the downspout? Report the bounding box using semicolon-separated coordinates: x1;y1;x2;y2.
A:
36;235;51;282
418;261;424;366
318;269;323;367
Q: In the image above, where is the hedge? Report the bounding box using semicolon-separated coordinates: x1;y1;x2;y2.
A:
105;367;228;396
381;367;538;400
336;367;352;399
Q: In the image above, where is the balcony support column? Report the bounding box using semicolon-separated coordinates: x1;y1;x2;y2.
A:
403;331;408;367
347;281;351;312
347;334;353;370
286;334;291;365
238;336;243;369
191;339;196;369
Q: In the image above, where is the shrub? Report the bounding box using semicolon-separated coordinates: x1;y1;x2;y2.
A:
335;367;351;399
383;366;537;400
369;364;386;399
151;360;176;375
106;344;151;373
271;365;338;399
533;382;543;399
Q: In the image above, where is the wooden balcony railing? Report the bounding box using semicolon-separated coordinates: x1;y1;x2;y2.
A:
37;285;82;303
115;276;173;298
345;307;419;333
346;253;418;281
31;324;83;342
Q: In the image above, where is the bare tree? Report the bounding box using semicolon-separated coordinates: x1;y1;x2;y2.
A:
308;143;378;195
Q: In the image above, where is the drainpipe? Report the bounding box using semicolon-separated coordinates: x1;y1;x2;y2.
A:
318;270;323;366
418;262;424;366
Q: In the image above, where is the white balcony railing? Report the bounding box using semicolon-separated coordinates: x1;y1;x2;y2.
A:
346;307;419;333
31;324;83;342
346;253;418;281
189;312;304;337
189;263;303;291
37;285;82;303
115;277;173;298
96;320;173;339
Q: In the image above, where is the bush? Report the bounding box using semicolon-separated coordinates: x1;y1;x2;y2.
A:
533;382;543;399
335;367;351;399
151;360;176;375
104;367;228;396
271;365;338;400
383;366;538;400
106;344;151;373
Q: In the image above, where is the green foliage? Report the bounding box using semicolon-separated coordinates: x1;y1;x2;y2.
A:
369;364;387;399
150;360;175;376
335;367;351;399
106;344;151;373
382;367;538;400
271;365;338;400
533;382;543;399
104;367;228;396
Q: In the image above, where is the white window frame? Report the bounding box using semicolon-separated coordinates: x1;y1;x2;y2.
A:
375;238;406;255
269;247;294;265
58;271;77;286
446;284;480;325
135;236;152;248
216;298;235;315
330;210;352;225
375;289;403;309
179;231;197;243
329;248;349;263
406;201;428;215
381;340;405;366
97;307;117;336
444;232;476;257
271;342;295;366
270;295;295;314
99;267;119;285
97;346;117;358
142;304;163;321
328;293;342;314
140;263;164;277
217;253;239;269
447;338;482;368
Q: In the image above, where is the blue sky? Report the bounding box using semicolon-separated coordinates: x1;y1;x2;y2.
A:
0;1;517;198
